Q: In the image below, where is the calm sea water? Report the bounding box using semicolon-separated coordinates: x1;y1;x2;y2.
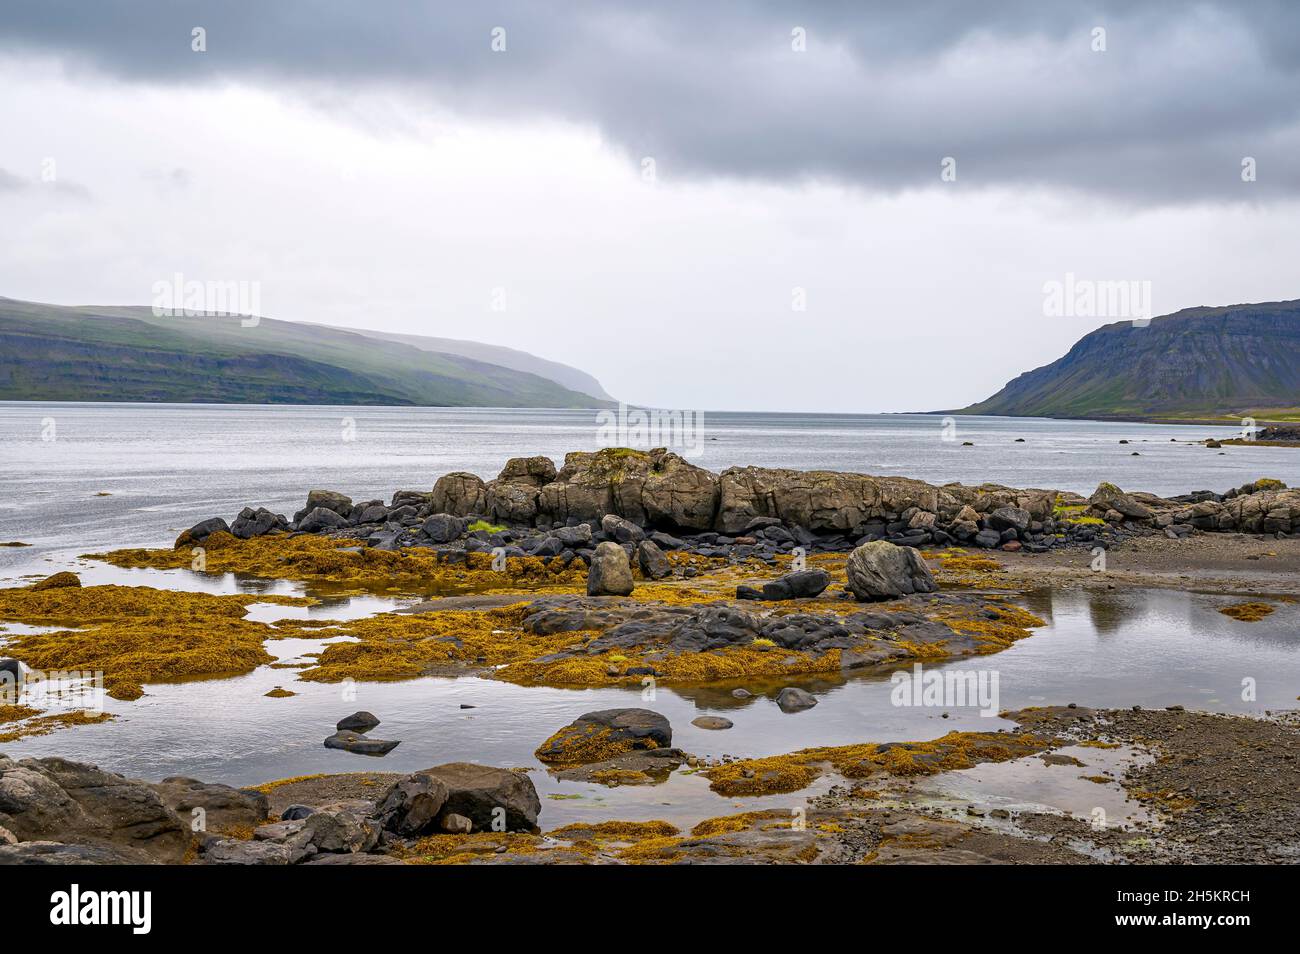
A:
1;402;1293;578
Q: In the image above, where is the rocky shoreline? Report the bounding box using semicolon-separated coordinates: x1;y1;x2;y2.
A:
3;446;1298;865
5;703;1296;865
170;448;1297;573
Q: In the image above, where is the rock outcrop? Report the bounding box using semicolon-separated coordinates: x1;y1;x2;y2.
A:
0;756;191;864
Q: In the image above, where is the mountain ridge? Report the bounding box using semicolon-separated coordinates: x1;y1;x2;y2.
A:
954;299;1300;422
0;297;613;409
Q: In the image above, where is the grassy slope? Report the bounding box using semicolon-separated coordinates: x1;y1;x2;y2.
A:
957;300;1300;421
0;298;611;408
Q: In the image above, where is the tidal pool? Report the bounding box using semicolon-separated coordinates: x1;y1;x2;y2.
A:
3;584;1296;829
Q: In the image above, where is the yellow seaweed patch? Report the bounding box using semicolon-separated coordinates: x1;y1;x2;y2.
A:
535;723;655;766
1218;602;1275;622
690;811;792;838
89;533;586;594
548;820;679;841
0;583;311;700
0;709;115;744
703;730;1053;797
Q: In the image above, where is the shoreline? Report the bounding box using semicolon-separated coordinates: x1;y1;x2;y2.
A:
3;449;1299;865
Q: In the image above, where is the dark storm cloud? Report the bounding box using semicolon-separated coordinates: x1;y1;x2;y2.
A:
3;0;1299;202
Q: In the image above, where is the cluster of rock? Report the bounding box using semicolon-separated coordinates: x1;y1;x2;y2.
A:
519;589;994;671
323;711;400;756
0;752;541;866
181;449;1299;563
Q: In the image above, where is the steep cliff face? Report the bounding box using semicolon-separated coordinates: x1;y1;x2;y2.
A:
960;301;1300;419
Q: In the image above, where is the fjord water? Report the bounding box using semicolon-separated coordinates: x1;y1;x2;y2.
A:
2;402;1299;826
1;402;1294;574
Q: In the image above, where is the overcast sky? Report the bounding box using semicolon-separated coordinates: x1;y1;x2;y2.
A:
2;1;1298;412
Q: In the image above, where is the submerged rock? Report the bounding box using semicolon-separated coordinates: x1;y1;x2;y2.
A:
691;716;734;730
775;687;819;713
323;730;400;756
845;540;937;601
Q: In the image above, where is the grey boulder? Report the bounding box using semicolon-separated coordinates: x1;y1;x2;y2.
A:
587;541;635;596
845;540;937;601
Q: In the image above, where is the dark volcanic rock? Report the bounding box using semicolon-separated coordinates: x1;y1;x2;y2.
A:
323;730;400;756
336;711;381;733
636;540;672;580
736;568;830;601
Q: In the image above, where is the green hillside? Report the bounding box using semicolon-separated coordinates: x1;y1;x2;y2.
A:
0;297;612;408
957;300;1300;421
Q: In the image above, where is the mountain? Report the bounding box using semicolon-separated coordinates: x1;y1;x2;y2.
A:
0;297;613;408
957;300;1300;421
333;327;614;402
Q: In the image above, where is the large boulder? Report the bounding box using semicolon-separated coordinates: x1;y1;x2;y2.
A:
601;513;645;543
845;540;937;601
335;711;381;733
0;756;190;864
535;709;673;765
178;517;230;545
297;507;349;533
986;506;1030;533
587;541;635;596
301;807;381;854
421;513;466;543
294;490;352;523
150;777;269;833
430;472;488;517
374;773;449;836
1088;482;1153;521
418;763;541;832
483;457;556;524
636;540;672;580
497;456;558;485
